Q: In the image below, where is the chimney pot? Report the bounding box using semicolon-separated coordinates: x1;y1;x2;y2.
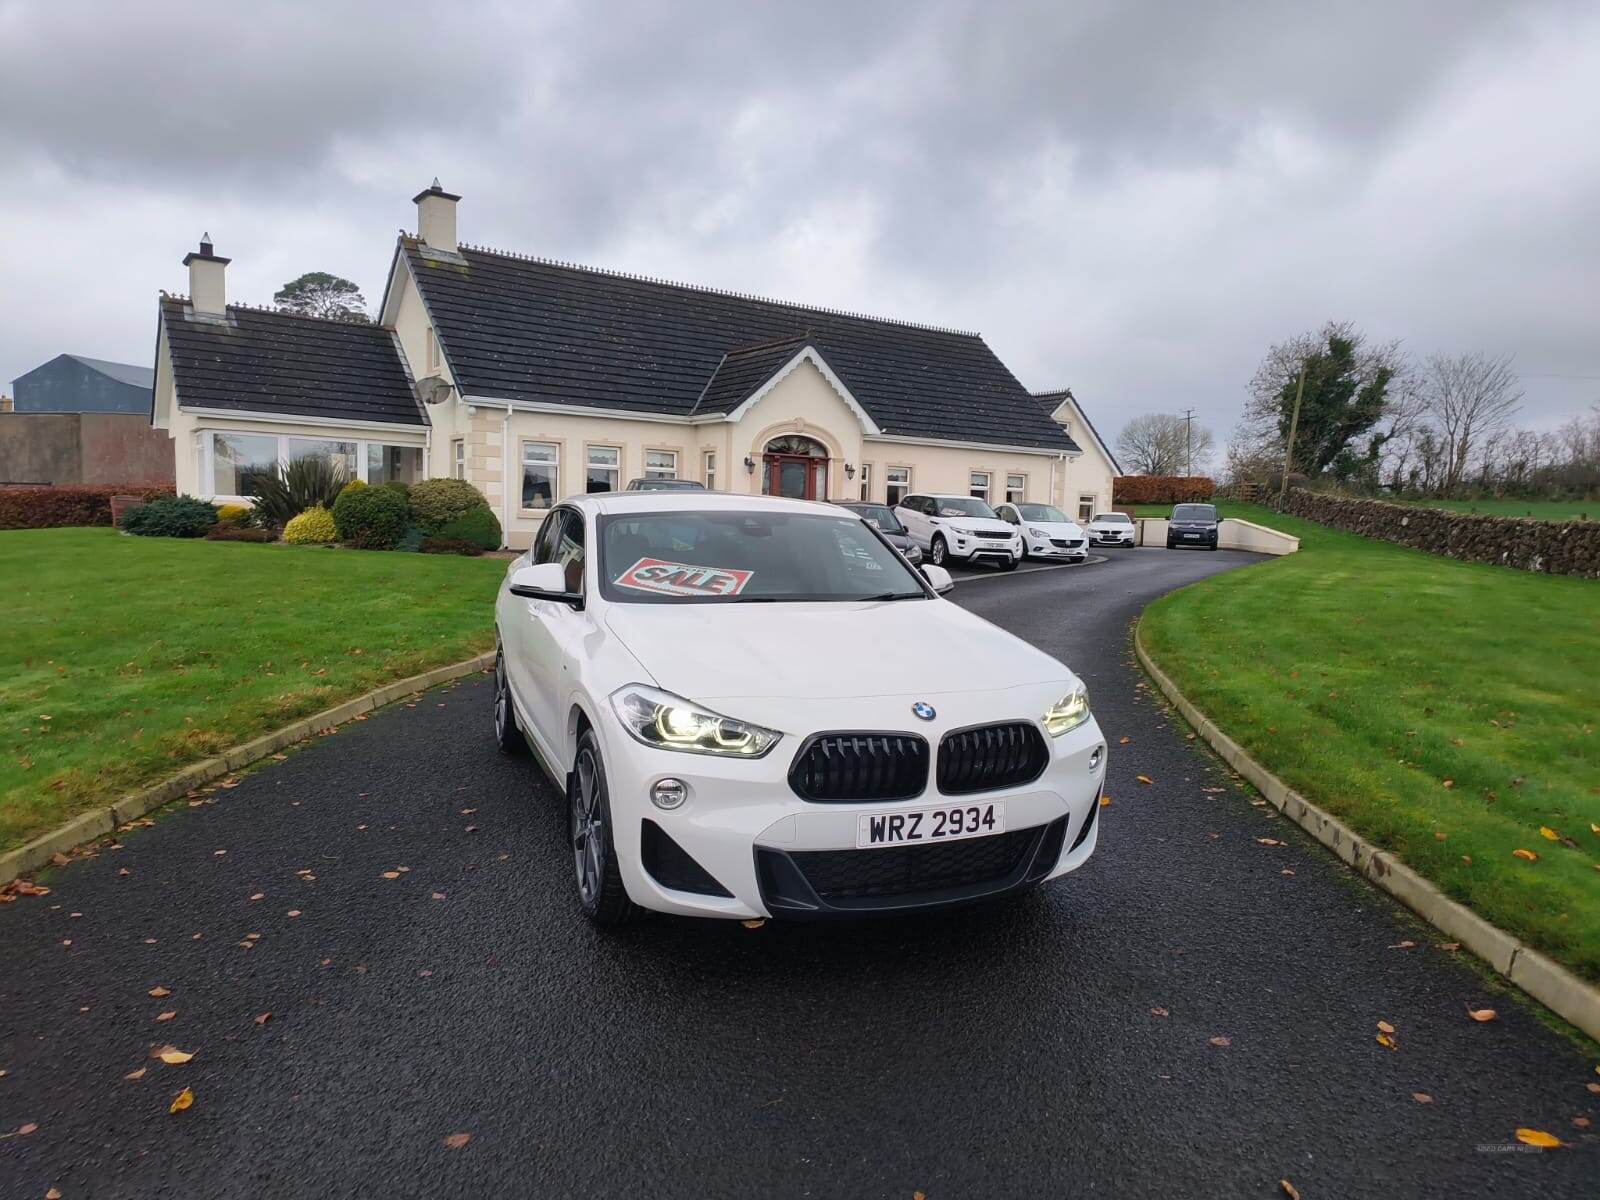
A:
182;233;230;316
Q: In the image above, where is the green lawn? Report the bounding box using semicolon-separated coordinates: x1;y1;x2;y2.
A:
1397;497;1596;522
1140;506;1600;982
1;529;504;852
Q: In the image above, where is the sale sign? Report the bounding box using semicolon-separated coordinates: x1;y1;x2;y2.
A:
614;558;755;598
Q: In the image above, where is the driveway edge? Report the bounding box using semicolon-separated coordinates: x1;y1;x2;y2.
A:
0;652;495;888
1133;620;1600;1042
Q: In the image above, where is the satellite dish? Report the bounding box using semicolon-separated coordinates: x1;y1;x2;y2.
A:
415;375;454;406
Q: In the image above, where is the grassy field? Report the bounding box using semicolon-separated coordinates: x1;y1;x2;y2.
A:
1139;505;1600;982
1;529;504;852
1397;497;1596;521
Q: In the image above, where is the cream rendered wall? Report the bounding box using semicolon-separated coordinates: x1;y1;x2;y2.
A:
857;438;1065;507
1043;397;1116;519
726;357;865;498
388;266;459;479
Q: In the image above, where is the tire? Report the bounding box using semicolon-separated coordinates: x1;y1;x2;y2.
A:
1001;554;1020;572
931;534;949;566
1166;538;1174;550
492;647;526;755
568;728;641;925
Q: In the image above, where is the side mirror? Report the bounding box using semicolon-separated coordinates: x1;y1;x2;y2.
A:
509;562;583;607
921;564;955;595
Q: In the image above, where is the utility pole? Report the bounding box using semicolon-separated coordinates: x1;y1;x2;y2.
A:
1279;362;1307;503
1180;408;1196;476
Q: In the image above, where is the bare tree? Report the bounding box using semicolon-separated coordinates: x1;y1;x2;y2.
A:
1117;413;1215;475
1421;352;1524;493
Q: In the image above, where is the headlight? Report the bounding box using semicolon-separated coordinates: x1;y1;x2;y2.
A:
1028;527;1046;537
1042;684;1091;737
955;526;981;536
610;684;781;758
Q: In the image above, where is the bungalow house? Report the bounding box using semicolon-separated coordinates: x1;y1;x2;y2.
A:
152;184;1113;548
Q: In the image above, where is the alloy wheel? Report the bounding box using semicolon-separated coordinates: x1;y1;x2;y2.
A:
571;748;605;904
493;652;509;740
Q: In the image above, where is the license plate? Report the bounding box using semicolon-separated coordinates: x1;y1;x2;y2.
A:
856;801;1005;848
1183;532;1200;538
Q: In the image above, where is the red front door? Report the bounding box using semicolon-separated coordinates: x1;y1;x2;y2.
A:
764;454;827;500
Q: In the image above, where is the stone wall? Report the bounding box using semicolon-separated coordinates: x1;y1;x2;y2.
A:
1272;489;1600;579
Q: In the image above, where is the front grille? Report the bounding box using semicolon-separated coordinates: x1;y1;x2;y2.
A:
937;722;1049;795
785;828;1035;900
788;732;929;802
1050;538;1085;549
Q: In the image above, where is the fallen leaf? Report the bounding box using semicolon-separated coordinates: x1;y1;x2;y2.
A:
15;1122;39;1136
1540;827;1560;841
1136;775;1153;785
460;808;477;815
1280;868;1295;876
51;852;70;867
431;892;447;901
47;1188;62;1199
1208;1036;1231;1047
1118;736;1131;745
741;919;765;929
1441;779;1454;789
1099;795;1111;807
1150;1007;1169;1017
1513;1128;1560;1148
1461;855;1472;866
124;1067;147;1081
254;1012;272;1026
381;871;400;880
155;1011;176;1022
1466;1007;1498;1023
1376;1033;1398;1051
153;1046;194;1064
286;910;301;918
1512;848;1538;862
1438;942;1460;952
442;1132;472;1149
245;932;260;940
1586;1082;1600;1095
1412;1092;1432;1104
1377;1020;1396;1034
464;825;480;833
1280;1181;1301;1200
148;986;171;998
169;1087;194;1114
1387;941;1417;950
1255;837;1282;846
1574;1116;1591;1129
1433;831;1447;841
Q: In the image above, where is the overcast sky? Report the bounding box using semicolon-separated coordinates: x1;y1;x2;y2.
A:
3;0;1597;453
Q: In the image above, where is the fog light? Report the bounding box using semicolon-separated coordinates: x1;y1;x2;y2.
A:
1088;746;1103;770
651;778;688;810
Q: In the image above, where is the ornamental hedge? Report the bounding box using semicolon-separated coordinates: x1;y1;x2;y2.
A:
120;495;219;538
283;506;338;545
409;478;493;532
434;505;502;551
332;482;410;550
0;484;174;530
1112;476;1215;505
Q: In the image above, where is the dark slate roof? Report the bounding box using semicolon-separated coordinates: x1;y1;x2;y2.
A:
160;297;424;427
402;240;1075;451
1035;387;1106;469
692;333;816;416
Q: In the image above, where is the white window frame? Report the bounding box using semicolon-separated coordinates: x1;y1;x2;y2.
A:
202;430;427;503
644;449;678;480
1005;473;1026;505
452;438;465;479
885;465;911;506
969;471;991;502
703;450;716;490
858;462;872;502
1078;493;1096;523
586;444;621;493
520;440;560;511
427;329;441;372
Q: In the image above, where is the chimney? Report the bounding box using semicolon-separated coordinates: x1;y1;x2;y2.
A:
183;233;230;316
413;179;461;252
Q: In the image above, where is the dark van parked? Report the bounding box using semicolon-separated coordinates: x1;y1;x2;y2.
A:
1166;503;1219;550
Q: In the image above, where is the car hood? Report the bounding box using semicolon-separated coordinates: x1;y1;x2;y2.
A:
1023;521;1084;538
1089;520;1129;531
604;599;1072;702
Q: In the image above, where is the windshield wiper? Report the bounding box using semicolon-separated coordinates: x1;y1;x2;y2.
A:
851;591;925;602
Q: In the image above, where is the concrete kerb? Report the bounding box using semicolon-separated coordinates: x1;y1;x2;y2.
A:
1132;619;1600;1042
0;651;495;888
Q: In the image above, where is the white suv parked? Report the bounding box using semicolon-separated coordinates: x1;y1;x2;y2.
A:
894;493;1022;570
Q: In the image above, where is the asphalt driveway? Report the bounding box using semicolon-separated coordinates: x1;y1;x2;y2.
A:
1;548;1594;1198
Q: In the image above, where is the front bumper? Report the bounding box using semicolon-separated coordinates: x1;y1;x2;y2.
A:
1025;536;1088;560
950;535;1021;563
1090;532;1132;546
596;699;1106;919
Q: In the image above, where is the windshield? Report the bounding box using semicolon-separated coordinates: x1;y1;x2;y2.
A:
932;497;999;519
1173;504;1217;522
598;511;929;604
1016;504;1069;522
630;478;705;491
849;504;905;533
1094;513;1131;524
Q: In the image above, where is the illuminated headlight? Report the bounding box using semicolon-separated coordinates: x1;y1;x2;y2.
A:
1042;684;1091;737
610;684;781;758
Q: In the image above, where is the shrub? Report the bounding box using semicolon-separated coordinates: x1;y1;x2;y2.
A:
120;495;219;538
204;524;275;543
396;525;428;553
332;484;409;550
434;505;502;551
420;536;485;556
409;478;492;532
0;485;173;530
215;503;256;527
1112;476;1216;505
282;506;338;545
251;455;352;528
380;479;411;499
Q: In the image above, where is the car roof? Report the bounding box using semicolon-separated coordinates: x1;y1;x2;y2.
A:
568;490;858;520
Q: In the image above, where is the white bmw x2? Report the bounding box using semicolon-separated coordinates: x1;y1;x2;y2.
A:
493;491;1106;924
